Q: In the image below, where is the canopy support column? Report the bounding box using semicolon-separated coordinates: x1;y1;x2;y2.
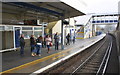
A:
61;17;64;50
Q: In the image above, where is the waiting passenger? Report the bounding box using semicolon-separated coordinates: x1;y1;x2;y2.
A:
19;34;25;56
54;32;59;50
36;36;43;56
46;35;52;53
66;33;70;45
73;36;75;44
30;35;36;56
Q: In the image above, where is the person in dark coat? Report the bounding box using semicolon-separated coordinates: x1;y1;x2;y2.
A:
36;36;43;56
20;34;25;56
66;33;70;45
73;36;75;44
54;32;59;50
30;35;36;53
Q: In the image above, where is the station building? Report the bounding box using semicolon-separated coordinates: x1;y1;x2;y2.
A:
0;1;83;51
0;19;76;51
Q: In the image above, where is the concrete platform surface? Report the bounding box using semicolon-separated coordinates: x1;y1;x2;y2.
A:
1;34;106;74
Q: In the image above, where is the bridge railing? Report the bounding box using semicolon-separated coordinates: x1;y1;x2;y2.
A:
92;20;118;24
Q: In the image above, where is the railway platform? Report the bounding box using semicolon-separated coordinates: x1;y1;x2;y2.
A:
1;34;106;74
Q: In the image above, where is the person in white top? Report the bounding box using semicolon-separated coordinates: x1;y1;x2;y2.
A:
45;35;52;53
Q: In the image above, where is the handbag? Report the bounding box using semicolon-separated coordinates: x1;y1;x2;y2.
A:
49;42;53;46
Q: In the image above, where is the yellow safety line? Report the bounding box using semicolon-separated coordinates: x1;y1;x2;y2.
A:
77;32;84;33
52;55;65;60
1;47;73;74
76;37;84;39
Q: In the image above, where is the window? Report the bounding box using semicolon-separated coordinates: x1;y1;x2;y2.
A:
21;26;43;39
34;31;42;38
34;27;42;30
0;26;5;31
22;27;33;39
5;26;13;31
22;31;33;39
22;27;32;30
34;26;42;38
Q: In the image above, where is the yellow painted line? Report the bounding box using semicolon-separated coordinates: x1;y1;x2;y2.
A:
52;55;65;60
1;47;73;74
77;32;84;33
76;37;84;39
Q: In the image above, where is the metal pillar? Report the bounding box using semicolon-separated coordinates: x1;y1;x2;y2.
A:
92;24;96;36
42;20;44;37
68;17;71;34
61;18;64;50
92;16;95;37
92;16;93;36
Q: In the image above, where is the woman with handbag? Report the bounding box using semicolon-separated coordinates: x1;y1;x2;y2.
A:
45;35;52;53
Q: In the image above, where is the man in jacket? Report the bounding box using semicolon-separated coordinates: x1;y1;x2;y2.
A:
30;35;36;52
54;32;59;50
66;33;70;45
20;34;25;56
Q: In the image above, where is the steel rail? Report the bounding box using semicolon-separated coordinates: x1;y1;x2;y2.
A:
102;37;113;75
71;37;107;74
96;36;113;75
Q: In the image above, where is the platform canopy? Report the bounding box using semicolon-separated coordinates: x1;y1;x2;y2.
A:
2;0;85;24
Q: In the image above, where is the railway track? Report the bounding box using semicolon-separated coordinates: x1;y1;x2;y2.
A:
41;35;114;74
72;36;112;74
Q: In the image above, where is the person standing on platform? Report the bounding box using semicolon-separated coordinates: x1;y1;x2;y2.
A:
54;32;59;50
36;36;42;56
20;34;25;56
46;35;52;53
73;36;75;44
66;33;70;45
30;35;36;56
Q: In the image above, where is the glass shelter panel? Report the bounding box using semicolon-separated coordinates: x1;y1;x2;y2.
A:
34;27;42;30
22;31;33;39
22;27;32;30
34;31;42;38
0;26;5;31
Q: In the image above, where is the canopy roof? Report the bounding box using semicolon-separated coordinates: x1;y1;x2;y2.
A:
2;1;85;23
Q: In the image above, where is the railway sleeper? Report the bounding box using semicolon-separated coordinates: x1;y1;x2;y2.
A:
87;64;100;68
88;62;100;65
78;69;97;73
82;66;98;70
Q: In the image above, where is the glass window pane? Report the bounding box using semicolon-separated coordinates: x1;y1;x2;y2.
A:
22;31;33;39
5;26;13;31
34;27;42;30
34;31;42;38
0;26;5;31
22;27;32;30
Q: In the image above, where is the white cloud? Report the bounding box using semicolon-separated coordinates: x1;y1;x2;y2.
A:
82;0;120;14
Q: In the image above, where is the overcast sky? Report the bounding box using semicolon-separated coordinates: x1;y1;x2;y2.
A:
82;0;120;14
75;0;120;24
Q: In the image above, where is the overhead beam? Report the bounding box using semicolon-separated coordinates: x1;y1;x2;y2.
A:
47;4;64;12
7;2;63;16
